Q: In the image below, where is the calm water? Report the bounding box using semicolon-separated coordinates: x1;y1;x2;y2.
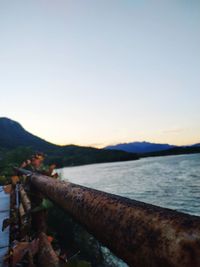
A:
58;153;200;216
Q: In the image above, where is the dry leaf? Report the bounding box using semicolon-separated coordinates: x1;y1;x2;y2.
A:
12;239;39;267
12;242;30;266
3;184;12;194
11;176;20;185
47;235;54;243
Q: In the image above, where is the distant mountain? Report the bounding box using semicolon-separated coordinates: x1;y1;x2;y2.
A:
105;141;176;154
0;118;139;172
191;143;200;147
105;141;200;158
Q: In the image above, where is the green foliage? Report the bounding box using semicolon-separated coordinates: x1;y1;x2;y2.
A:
0;147;33;176
32;198;54;212
0;143;139;173
47;145;139;168
0;175;11;185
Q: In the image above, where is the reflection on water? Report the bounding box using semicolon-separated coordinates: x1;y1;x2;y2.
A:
58;153;200;216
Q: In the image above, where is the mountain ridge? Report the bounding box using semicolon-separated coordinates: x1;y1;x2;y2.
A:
105;140;200;154
0;118;139;171
105;141;176;153
0;117;199;174
0;117;57;151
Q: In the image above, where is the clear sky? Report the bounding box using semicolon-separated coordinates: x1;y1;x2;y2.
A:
0;0;199;147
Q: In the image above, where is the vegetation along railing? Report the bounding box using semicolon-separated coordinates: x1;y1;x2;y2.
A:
15;167;200;267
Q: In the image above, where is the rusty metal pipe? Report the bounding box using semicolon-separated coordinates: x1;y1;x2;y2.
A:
15;168;200;267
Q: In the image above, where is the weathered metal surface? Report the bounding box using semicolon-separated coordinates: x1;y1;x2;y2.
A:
38;232;59;267
15;168;200;267
0;186;10;266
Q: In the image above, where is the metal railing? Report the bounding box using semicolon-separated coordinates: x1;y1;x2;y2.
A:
15;167;200;267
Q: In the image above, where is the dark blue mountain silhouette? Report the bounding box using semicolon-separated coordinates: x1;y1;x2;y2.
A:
105;141;176;153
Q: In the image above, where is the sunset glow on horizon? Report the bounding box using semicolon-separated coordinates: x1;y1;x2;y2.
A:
0;1;199;147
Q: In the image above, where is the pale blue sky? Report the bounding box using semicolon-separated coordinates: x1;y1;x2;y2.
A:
0;1;199;147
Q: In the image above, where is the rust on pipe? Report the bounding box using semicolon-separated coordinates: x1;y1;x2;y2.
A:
15;168;200;267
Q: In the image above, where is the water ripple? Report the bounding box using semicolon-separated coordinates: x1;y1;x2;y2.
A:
58;153;200;216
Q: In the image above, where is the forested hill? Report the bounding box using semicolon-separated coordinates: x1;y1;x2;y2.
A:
0;117;57;151
0;118;139;173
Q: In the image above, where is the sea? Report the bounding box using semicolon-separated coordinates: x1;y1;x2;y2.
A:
58;153;200;216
